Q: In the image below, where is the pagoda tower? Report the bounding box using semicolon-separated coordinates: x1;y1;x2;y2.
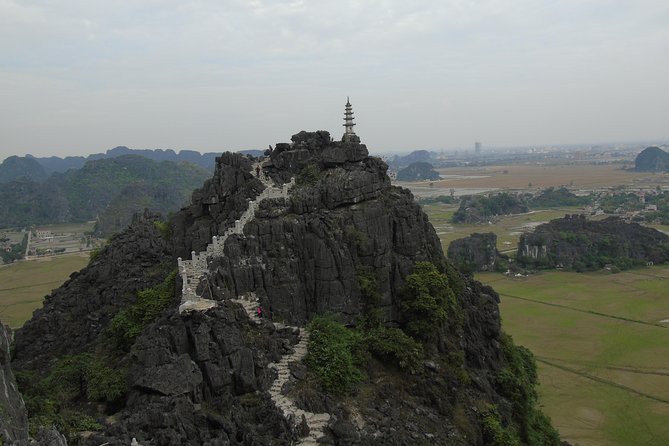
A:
342;97;358;142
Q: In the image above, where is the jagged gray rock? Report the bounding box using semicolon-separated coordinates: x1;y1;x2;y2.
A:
11;130;560;446
12;210;173;369
0;325;29;446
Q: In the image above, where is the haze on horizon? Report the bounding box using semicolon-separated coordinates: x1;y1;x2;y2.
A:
1;0;668;160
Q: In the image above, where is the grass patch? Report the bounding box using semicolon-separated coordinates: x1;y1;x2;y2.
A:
305;315;365;395
109;270;178;350
478;267;669;445
0;255;89;328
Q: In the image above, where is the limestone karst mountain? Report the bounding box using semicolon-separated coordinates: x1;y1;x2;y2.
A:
634;146;669;172
517;214;669;271
7;130;560;445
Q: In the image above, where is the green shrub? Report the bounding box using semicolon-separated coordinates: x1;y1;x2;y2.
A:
482;406;522;446
497;333;560;445
365;326;423;373
296;164;321;186
88;247;101;261
16;353;123;440
153;220;172;240
109;270;177;349
400;262;458;340
85;356;128;401
306;315;365;395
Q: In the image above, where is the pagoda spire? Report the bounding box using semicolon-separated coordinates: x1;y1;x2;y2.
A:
342;97;357;142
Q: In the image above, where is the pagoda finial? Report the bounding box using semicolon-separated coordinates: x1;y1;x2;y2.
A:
342;97;357;142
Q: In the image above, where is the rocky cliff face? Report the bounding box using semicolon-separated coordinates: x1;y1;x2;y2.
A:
1;325;29;445
447;232;505;272
13;210;173;369
517;214;669;270
11;131;559;445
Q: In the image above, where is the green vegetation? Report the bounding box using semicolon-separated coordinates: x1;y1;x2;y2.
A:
306;315;365;395
482;406;521;446
453;193;528;224
306;262;461;394
296;164;321;186
400;261;458;340
527;187;590;209
0;254;90;328
109;270;178;350
396;161;440;181
478;268;669;445
497;334;560;445
599;192;642;214
0;155;209;229
88;247;102;261
153;220;172;240
15;270;179;440
0;233;27;264
16;351;123;439
417;194;458;205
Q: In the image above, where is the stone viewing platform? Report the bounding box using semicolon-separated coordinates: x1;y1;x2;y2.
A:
177;161;295;313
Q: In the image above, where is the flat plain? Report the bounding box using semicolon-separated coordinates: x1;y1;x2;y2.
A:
478;269;669;446
412;162;669;445
0;253;89;328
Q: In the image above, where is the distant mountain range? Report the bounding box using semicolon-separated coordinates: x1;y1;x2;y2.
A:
0;154;211;234
22;146;222;175
0;156;48;183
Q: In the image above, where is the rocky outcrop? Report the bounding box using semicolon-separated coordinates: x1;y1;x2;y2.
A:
634;146;669;172
12;130;559;445
448;232;504;272
517;214;669;270
13;210;173;369
0;325;29;445
452;193;528;224
396;161;441;181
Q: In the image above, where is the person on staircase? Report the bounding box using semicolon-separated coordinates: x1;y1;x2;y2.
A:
255;165;260;177
257;306;264;318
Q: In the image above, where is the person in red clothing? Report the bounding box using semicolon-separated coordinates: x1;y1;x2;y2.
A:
256;306;263;318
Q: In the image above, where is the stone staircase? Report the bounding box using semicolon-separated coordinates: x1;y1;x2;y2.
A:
232;293;331;445
177;162;295;313
177;163;330;443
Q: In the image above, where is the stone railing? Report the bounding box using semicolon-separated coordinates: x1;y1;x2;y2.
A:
177;163;295;313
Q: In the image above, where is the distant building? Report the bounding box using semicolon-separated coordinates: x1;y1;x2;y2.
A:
35;230;52;239
475;141;482;154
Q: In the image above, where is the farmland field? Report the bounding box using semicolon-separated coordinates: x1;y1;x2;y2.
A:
0;253;89;328
409;162;669;445
477;269;669;446
422;203;585;253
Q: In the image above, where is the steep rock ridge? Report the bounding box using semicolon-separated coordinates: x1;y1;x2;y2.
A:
0;325;29;445
10;130;559;445
517;214;669;270
89;302;300;445
13;210;173;369
177;162;294;312
192;132;442;326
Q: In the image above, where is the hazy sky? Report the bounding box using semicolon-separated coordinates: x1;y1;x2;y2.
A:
1;0;668;158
